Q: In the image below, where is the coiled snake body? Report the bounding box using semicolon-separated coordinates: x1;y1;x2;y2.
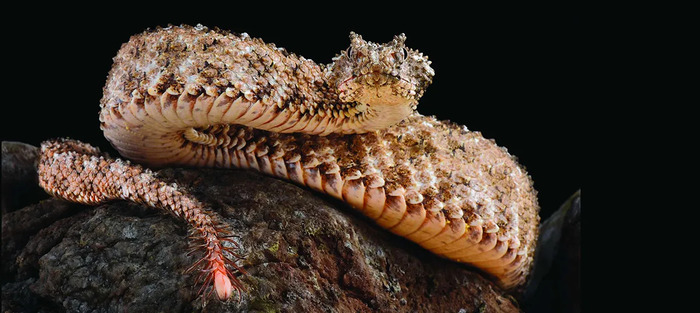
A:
38;24;539;300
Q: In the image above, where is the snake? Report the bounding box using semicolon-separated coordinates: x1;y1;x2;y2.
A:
37;24;539;301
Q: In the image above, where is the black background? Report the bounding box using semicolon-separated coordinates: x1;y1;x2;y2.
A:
1;5;581;221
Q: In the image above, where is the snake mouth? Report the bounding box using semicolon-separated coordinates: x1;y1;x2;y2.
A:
338;72;417;106
340;71;410;87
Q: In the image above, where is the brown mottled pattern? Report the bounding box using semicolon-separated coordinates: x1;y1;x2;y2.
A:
38;24;539;300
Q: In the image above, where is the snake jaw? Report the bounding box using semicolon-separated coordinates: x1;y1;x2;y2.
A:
338;73;415;108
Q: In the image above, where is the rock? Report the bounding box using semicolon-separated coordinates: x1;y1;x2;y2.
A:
2;141;521;312
522;190;581;313
1;141;45;213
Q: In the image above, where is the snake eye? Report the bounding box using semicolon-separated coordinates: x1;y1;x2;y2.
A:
392;48;406;62
347;46;364;59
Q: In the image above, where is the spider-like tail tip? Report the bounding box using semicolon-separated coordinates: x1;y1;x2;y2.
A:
214;269;233;300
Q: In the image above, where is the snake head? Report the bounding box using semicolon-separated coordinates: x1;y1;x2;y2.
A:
328;32;434;111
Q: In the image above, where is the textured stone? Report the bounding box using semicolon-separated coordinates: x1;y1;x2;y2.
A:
1;141;44;213
2;141;520;312
523;191;581;313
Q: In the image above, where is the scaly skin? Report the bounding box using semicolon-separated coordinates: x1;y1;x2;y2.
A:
37;24;539;301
